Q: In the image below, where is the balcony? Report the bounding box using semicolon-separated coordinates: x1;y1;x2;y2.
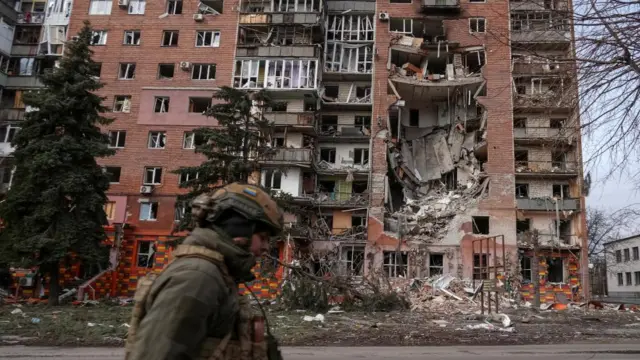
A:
515;160;580;178
0;0;17;25
510;24;571;44
264;112;316;132
327;1;375;13
233;59;319;92
513;127;577;145
239;12;321;26
317;125;370;143
0;108;26;121
236;45;321;58
17;12;45;25
5;75;43;88
512;62;574;76
510;0;570;12
516;197;580;211
260;148;313;166
300;191;370;207
513;93;576;110
517;232;580;247
421;0;461;13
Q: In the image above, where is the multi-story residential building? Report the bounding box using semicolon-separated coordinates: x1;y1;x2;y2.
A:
604;235;640;300
5;0;588;301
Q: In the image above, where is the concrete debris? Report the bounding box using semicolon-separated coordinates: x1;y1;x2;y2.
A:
458;323;515;333
10;308;23;315
303;314;325;323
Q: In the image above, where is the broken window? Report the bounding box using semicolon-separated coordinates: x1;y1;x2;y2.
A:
154;97;170;113
531;78;544;94
515;183;529;198
320;115;338;132
118;63;136;79
136;241;156;267
441;171;457;191
551;151;568;169
617;273;623;286
0;125;19;143
320;148;336;163
624;248;630;262
351;214;366;227
472;216;490;234
352;181;367;194
355;86;370;101
113;96;132;113
465;50;486;74
109;130;127;148
429;254;444;276
90;30;108;45
520;256;532;282
325;43;373;73
162;30;179;46
102;166;120;183
124;30;141;45
157;64;175;79
189;97;211;113
516;219;531;233
409;109;419;127
354;116;371;131
383;251;408;278
341;245;365;276
550;118;566;128
262;170;282;190
354;148;369;166
324;85;339;98
270;102;287;112
174;203;187;222
473;254;489;279
327;15;374;41
166;0;182;14
196;31;221;47
514;118;526;128
552;184;569;198
90;63;102;78
234;59;317;90
273;0;320;12
469;18;486;33
271;137;285;147
192;63;216;80
321;214;334;229
183;132;196;149
128;0;146;14
514;150;528;167
389;18;422;37
516;85;527;95
555;219;571;243
546;257;564;283
616;250;622;263
143;167;163;185
633;247;639;260
148;132;167;149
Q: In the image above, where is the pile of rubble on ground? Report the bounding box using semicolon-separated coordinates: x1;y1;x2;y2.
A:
407;274;486;314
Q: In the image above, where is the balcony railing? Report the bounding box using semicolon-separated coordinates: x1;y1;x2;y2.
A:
513;127;577;141
515;160;579;175
516;197;580;211
239;12;321;25
303;191;369;206
0;108;26;121
264;112;315;127
512;62;573;75
421;0;460;9
263;148;313;163
17;12;45;24
517;232;579;246
513;93;577;109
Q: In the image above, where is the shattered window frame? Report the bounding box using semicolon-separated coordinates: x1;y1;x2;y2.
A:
123;30;141;45
520;256;532;283
189;97;211;113
143;166;163;185
263;169;283;190
90;30;108;45
166;0;183;14
136;241;156;267
471;216;490;235
234;59;318;90
340;245;365;277
154;97;170;113
113;95;131;113
147;131;167;149
353;148;369;166
183;132;196;149
389;18;415;36
118;63;136;80
128;0;146;15
383;251;408;278
179;171;199;185
191;63;216;80
195;30;221;47
88;0;113;15
174;203;187;222
319;148;336;163
162;30;179;47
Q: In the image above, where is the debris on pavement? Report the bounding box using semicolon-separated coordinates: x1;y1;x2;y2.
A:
303;314;325;323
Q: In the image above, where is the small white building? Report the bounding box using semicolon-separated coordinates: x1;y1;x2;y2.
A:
604;234;640;299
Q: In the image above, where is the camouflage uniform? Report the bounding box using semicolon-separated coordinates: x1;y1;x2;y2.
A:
125;183;284;360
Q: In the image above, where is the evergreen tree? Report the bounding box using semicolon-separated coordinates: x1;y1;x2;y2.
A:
0;21;114;305
174;87;295;230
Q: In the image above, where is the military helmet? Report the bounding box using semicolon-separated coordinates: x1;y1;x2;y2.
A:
203;182;284;236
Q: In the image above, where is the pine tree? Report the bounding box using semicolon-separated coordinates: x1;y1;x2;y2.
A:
174;87;295;230
0;21;114;305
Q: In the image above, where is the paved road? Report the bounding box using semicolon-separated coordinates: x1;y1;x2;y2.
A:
2;344;640;359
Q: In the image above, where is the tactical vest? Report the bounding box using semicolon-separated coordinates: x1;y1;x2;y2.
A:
124;244;269;360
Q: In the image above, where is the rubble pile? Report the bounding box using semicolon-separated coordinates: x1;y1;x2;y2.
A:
407;275;483;314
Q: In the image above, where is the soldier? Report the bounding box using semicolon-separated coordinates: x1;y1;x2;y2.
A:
126;183;284;360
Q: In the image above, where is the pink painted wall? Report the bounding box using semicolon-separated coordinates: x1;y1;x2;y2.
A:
107;195;128;224
137;89;218;126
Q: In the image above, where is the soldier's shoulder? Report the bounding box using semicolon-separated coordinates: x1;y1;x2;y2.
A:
164;256;225;280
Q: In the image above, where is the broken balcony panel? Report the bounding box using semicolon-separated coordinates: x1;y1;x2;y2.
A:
513;91;577;110
516;197;580;211
326;1;376;13
324;43;373;74
326;15;375;42
305;191;370;207
515;160;579;177
511;60;574;76
321;83;372;109
513;126;577;145
236;46;321;58
233;59;319;91
264;111;316;132
259;148;314;166
510;12;571;44
421;0;461;13
510;0;570;12
239;0;322;13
